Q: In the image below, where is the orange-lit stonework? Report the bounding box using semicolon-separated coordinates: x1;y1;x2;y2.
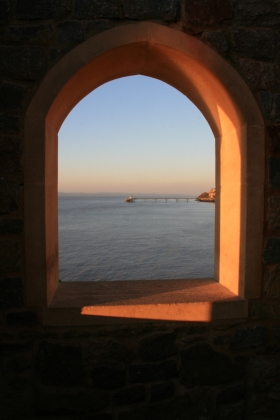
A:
25;23;264;323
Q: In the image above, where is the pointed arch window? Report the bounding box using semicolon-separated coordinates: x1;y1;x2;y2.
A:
24;23;264;324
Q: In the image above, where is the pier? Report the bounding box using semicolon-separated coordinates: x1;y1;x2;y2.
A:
128;197;197;203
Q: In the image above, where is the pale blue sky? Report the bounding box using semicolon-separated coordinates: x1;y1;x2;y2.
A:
58;75;215;195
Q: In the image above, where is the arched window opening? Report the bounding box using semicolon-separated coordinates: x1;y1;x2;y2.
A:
24;23;264;323
58;76;215;282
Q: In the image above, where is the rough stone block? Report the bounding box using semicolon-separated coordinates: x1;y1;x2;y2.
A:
15;0;53;20
269;156;280;188
259;91;273;121
249;356;280;395
0;114;19;134
0;240;20;273
0;378;34;420
239;60;279;90
118;404;156;420
2;354;31;373
63;330;90;338
0;176;19;214
0;46;46;80
0;82;25;111
229;326;269;350
273;325;280;344
123;0;181;21
91;365;126;390
248;393;280;418
161;0;182;22
85;19;112;33
265;265;280;298
205;30;228;52
113;385;146;405
212;333;231;347
119;393;215;420
0;0;9;21
234;0;280;27
187;388;216;420
180;344;244;386
10;377;32;394
268;383;280;402
138;333;176;361
54;0;72;18
6;311;37;327
251;300;280;319
0;341;32;353
88;415;112;420
0;219;23;235
49;46;70;61
35;341;84;386
0;137;22;174
0;26;8;40
263;238;280;264
88;340;133;364
57;21;83;43
150;381;174;402
73;0;119;19
218;401;246;420
123;0;161;19
185;0;233;25
35;387;110;414
0;277;24;309
7;24;53;43
217;383;245;405
129;360;177;383
176;324;208;336
18;330;57;340
267;125;280;154
117;399;175;420
234;29;275;60
0;136;21;154
89;415;112;420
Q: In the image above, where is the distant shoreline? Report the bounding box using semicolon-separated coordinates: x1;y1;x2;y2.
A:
58;192;198;198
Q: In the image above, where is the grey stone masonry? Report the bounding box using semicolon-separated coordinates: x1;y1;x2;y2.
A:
263;238;280;264
0;0;279;419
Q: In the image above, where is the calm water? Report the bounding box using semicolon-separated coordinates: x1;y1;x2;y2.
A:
58;196;215;281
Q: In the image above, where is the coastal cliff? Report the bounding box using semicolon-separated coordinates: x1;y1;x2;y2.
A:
197;187;216;202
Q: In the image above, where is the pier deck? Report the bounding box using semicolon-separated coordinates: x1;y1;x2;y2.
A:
133;197;196;202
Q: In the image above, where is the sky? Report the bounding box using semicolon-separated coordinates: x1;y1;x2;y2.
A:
58;75;215;195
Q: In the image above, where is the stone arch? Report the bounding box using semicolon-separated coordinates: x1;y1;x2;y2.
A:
24;23;264;320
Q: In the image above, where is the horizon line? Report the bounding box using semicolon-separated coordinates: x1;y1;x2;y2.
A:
58;191;202;196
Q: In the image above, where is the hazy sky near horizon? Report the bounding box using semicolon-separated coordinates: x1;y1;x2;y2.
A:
58;75;215;195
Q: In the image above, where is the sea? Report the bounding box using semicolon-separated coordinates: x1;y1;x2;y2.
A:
58;195;215;282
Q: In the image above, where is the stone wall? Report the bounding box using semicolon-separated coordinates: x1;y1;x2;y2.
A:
0;1;280;419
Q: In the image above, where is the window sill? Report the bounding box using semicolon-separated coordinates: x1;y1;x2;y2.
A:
43;279;248;325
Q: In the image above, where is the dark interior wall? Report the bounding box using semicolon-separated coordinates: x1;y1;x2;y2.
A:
0;1;280;419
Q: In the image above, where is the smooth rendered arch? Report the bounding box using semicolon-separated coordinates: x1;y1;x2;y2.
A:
25;23;264;321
